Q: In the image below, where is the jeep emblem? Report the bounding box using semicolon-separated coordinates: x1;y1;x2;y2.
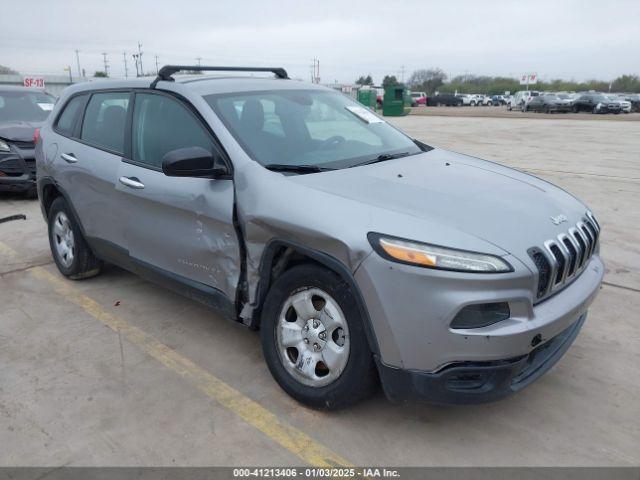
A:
550;214;568;225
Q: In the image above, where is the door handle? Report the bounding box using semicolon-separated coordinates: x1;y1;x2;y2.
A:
61;153;78;163
119;176;145;189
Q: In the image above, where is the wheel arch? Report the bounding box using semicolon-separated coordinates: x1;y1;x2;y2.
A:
38;177;90;239
252;239;380;356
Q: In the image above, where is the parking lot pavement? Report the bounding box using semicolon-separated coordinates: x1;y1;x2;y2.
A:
410;106;640;121
1;115;639;467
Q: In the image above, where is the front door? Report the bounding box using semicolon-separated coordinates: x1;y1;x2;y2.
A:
116;90;240;301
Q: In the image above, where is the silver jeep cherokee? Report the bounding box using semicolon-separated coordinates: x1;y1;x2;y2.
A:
36;65;604;409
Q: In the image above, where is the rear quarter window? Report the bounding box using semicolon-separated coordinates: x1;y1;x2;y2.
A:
80;92;130;154
55;95;87;137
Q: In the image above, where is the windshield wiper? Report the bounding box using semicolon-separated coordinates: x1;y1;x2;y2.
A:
349;151;411;168
264;163;335;174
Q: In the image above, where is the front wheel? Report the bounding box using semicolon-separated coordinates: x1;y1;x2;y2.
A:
260;264;377;409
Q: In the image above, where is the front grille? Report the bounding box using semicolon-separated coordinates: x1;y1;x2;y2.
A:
0;158;24;176
11;140;35;149
530;211;600;301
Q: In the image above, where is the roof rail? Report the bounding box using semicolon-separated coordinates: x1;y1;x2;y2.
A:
150;65;289;88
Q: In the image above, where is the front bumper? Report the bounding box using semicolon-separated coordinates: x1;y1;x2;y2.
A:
355;250;603;403
378;313;586;404
0;150;36;192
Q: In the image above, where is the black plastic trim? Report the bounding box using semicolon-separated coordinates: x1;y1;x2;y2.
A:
151;65;289;88
378;313;587;405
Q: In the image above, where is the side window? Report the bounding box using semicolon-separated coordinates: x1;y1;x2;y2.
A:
56;95;86;137
132;93;215;168
81;92;130;154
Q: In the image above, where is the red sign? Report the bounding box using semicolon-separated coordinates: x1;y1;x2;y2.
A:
23;77;45;89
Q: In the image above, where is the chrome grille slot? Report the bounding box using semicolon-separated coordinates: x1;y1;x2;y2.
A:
546;242;566;285
560;235;578;277
570;227;587;268
529;211;600;302
578;221;594;258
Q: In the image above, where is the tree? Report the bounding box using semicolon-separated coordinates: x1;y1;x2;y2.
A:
94;71;108;78
612;74;640;92
407;68;447;95
355;74;373;86
0;65;18;75
382;75;399;88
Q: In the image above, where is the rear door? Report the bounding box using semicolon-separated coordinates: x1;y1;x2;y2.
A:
54;90;131;250
116;90;240;300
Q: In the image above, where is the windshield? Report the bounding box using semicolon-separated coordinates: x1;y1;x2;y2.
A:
205;89;421;169
0;90;56;122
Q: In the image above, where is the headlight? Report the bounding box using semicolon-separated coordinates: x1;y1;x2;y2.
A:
368;233;513;273
0;139;10;152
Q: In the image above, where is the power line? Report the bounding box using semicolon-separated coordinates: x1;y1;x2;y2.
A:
196;56;202;66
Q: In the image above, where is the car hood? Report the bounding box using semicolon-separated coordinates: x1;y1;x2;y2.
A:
0;121;41;143
290;149;589;257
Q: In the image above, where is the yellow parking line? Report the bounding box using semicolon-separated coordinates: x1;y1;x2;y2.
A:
1;241;351;467
0;241;18;257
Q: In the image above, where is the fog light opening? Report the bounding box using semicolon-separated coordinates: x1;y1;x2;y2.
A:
451;302;511;329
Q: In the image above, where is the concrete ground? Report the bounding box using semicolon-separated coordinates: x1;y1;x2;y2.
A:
0;114;639;467
410;105;640;121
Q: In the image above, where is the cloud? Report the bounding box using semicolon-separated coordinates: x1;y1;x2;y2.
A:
2;0;638;82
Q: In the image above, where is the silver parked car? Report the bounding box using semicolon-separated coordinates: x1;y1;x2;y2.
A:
36;65;604;409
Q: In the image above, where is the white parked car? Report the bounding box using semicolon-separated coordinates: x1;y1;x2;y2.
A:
610;95;632;113
457;94;472;106
508;91;540;111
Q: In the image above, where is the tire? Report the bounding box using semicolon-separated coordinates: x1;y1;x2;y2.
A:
48;196;101;280
260;264;377;409
592;106;598;114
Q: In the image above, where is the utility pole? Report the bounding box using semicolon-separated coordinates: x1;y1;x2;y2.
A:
196;57;202;67
133;54;140;77
399;65;406;83
310;58;320;83
137;42;144;76
123;51;129;78
75;49;82;78
154;54;160;74
102;52;109;77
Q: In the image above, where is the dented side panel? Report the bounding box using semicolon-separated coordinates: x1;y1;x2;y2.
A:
116;161;240;300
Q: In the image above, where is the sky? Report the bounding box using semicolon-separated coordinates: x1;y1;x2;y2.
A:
2;0;639;84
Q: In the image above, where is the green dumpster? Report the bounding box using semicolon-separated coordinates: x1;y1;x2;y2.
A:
382;85;408;116
357;88;377;109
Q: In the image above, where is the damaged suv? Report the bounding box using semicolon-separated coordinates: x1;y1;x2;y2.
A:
36;65;604;409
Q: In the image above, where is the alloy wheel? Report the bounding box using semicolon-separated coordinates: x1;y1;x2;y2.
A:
276;287;350;387
53;211;75;268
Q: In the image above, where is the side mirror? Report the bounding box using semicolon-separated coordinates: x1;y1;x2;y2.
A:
161;146;231;179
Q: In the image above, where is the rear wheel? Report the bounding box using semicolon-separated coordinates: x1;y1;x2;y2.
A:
48;197;101;279
260;264;377;409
